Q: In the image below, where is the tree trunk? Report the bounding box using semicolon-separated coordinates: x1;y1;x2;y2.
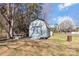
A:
9;4;14;39
7;3;14;39
67;32;72;42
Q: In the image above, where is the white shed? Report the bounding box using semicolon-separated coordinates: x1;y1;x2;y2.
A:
29;19;50;39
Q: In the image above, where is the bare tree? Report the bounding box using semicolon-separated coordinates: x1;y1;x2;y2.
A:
59;18;76;32
0;3;16;39
0;3;43;39
59;17;76;42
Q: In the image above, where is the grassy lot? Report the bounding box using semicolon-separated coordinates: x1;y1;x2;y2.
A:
0;33;79;56
49;33;79;44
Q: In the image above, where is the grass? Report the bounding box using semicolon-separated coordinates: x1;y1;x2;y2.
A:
48;33;79;55
49;33;79;44
0;33;79;55
49;33;66;44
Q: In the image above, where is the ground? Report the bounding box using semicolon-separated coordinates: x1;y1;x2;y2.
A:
0;33;79;56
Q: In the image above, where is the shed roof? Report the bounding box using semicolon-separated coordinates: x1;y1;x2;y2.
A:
30;18;50;29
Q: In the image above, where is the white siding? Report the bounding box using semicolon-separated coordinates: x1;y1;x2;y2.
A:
29;19;50;39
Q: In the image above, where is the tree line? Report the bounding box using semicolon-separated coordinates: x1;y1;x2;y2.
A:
0;3;44;39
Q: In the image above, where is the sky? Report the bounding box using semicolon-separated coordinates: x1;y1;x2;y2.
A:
12;3;79;27
44;3;79;27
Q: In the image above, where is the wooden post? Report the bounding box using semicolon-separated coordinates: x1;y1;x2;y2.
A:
67;32;72;42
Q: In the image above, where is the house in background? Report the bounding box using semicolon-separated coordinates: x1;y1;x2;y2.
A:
29;19;50;39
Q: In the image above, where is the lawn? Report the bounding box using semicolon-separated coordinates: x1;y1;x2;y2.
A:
0;33;79;56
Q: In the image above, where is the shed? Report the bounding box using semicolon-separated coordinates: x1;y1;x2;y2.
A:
29;19;50;39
